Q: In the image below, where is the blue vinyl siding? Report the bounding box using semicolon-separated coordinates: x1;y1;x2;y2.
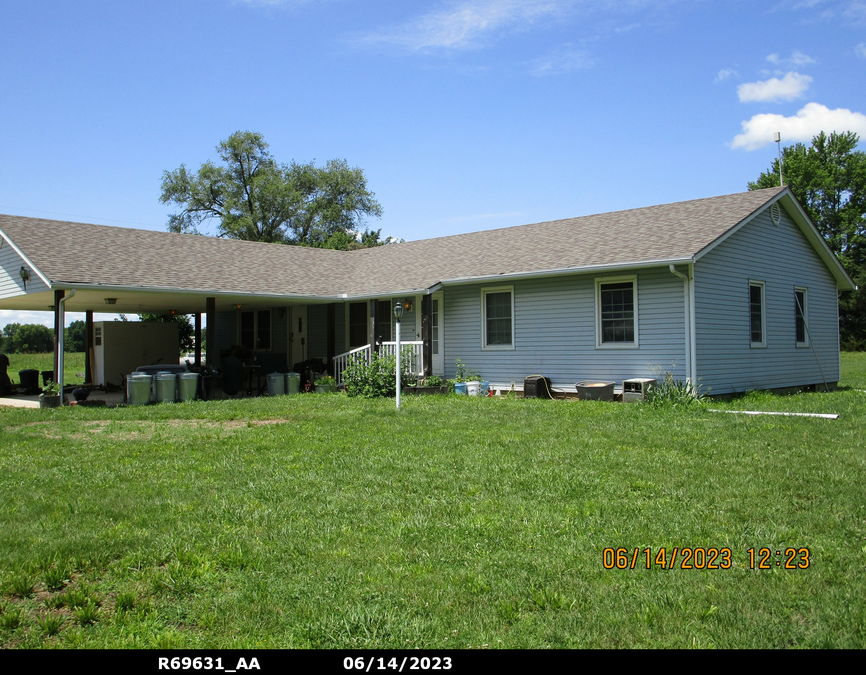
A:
694;205;840;394
442;268;687;387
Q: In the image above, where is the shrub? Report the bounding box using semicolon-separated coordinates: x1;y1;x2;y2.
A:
645;369;705;406
343;351;399;398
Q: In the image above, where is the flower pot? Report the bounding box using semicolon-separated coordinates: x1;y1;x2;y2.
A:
39;394;61;408
314;383;336;394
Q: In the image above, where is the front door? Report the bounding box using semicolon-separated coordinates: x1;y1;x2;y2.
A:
431;292;444;375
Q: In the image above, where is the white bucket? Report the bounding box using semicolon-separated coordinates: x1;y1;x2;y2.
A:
466;381;481;396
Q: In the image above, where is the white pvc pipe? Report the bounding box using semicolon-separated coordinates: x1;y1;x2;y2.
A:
395;318;401;411
709;409;838;420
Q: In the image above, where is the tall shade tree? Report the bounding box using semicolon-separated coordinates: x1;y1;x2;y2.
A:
160;131;383;247
749;131;866;349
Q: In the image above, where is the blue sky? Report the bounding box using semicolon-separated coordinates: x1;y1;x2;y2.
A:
2;0;865;328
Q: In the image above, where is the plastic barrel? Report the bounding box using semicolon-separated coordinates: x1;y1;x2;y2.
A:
127;374;152;405
155;373;177;403
178;372;200;401
18;369;39;394
267;372;286;396
285;372;300;395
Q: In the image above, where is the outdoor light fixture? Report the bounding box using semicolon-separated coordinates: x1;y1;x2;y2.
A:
403;300;413;312
19;266;30;290
104;298;117;305
394;302;403;410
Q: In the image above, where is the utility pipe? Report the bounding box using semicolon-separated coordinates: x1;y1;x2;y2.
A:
57;289;76;404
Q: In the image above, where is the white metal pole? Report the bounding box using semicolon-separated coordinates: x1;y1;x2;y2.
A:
395;317;401;410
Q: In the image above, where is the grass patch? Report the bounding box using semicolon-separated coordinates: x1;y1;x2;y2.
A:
1;355;865;648
3;352;86;387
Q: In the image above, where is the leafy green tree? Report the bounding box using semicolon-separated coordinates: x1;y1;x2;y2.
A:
138;313;195;354
7;324;54;353
65;320;86;352
749;131;866;349
160;131;384;247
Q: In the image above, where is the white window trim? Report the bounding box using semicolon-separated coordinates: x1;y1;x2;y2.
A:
749;280;766;349
595;275;639;349
481;286;515;350
795;287;809;348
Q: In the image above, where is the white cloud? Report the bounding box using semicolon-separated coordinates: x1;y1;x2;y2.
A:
731;102;866;150
766;50;816;67
362;0;566;50
529;45;594;75
857;42;866;58
715;68;738;82
737;71;813;102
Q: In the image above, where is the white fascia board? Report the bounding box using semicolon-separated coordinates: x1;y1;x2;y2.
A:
0;227;53;288
438;257;695;287
693;189;855;291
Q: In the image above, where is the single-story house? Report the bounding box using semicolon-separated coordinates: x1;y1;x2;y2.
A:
0;186;855;395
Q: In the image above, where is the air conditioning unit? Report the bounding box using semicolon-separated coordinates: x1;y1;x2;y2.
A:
623;378;656;402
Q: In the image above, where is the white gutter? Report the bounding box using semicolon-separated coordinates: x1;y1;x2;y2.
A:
57;289;75;404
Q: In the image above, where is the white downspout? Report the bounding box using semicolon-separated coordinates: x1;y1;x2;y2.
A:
57;289;76;404
669;265;695;385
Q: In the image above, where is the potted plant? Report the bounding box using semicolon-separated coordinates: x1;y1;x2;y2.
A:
39;381;62;408
314;375;337;394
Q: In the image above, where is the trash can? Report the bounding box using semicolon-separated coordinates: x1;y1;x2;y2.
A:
41;370;54;386
285;372;300;395
18;369;40;394
127;374;152;405
178;372;200;401
155;372;177;403
267;372;286;396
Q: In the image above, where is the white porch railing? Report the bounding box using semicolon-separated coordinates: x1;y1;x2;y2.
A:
333;341;425;385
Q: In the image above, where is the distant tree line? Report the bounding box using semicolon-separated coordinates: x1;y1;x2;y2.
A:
0;321;84;354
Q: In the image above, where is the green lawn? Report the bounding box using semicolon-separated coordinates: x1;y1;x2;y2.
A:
3;352;87;387
0;356;864;648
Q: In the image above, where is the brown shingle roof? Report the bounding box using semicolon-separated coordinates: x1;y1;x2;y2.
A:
0;187;787;298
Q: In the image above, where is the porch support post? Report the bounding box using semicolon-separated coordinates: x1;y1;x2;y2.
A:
369;300;378;353
206;298;215;368
421;294;432;376
84;310;94;384
53;289;64;381
194;313;202;367
327;303;336;374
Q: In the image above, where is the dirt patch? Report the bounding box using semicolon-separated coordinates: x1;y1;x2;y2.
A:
7;418;290;441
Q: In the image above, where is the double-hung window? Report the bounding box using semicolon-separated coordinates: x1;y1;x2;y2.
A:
749;281;766;348
482;287;514;349
795;287;808;347
596;277;638;347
